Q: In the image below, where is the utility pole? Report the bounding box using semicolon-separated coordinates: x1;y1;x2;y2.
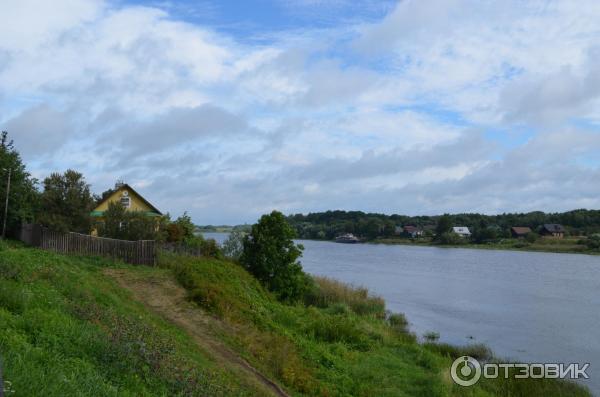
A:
2;168;11;239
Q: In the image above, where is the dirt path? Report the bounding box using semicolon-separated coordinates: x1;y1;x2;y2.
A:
103;268;290;397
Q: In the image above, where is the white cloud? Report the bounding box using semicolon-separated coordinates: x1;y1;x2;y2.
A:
1;0;600;223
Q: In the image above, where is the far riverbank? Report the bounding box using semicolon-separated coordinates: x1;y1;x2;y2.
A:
369;236;600;256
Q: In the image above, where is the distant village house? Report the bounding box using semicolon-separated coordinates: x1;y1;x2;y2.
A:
452;226;471;237
402;225;423;238
540;224;565;238
511;226;532;238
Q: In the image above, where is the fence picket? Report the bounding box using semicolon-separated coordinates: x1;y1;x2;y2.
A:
17;224;156;266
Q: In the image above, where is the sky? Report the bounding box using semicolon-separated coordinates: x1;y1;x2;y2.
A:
2;0;600;224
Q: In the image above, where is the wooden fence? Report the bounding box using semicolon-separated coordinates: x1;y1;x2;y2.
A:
18;224;156;266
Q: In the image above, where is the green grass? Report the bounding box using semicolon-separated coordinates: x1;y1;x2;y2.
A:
0;241;257;396
0;242;592;396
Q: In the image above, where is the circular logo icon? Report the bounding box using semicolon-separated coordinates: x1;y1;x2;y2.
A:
450;356;482;386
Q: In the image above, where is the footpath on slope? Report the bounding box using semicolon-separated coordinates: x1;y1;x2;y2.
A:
103;268;290;397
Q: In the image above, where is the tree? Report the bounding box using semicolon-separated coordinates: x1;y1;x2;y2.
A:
437;231;463;245
0;131;39;235
39;169;95;233
222;230;245;260
97;201;163;241
240;211;310;301
100;201;128;239
435;214;453;239
471;227;498;244
174;212;195;241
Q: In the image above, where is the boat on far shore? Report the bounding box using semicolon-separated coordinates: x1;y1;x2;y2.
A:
334;233;360;243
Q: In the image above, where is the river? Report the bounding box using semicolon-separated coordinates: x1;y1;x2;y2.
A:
202;232;600;393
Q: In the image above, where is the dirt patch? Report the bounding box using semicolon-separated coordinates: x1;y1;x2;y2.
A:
103;268;290;397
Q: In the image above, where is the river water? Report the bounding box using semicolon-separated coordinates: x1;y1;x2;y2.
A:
202;233;600;393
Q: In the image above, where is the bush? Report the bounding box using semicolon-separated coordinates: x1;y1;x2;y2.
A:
240;211;310;302
97;202;162;241
388;312;409;333
585;234;600;250
525;232;539;243
165;235;222;259
437;232;463;245
423;331;440;342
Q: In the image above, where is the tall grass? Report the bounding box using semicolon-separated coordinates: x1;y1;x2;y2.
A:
304;276;386;317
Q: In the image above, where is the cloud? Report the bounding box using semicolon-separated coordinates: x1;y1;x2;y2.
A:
2;0;600;224
5;105;74;157
111;104;251;158
500;48;600;125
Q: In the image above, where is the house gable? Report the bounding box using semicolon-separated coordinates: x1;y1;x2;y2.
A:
92;184;162;217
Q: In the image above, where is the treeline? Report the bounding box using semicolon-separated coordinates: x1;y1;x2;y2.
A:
287;209;600;240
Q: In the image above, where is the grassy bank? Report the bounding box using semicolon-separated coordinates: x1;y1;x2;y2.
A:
371;236;599;255
0;242;592;396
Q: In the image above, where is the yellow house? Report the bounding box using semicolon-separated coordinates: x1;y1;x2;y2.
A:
90;183;162;235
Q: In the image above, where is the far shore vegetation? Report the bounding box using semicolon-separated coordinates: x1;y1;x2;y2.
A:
197;210;600;255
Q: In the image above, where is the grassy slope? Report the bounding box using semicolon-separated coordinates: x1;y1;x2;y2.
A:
160;253;591;397
0;242;592;396
0;241;263;396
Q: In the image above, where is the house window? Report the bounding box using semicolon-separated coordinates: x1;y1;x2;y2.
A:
120;196;131;208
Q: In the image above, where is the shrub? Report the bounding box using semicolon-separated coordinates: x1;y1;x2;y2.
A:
388;312;409;333
423;331;440;342
97;202;160;241
525;232;539;243
437;232;463;245
240;211;310;302
585;234;600;250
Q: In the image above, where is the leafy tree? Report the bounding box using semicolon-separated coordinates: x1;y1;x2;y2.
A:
165;212;196;243
222;230;245;260
435;214;453;239
97;201;163;241
241;211;311;301
174;212;195;241
166;222;186;242
39;169;95;233
100;201;128;239
0;131;39;235
471;227;498;244
437;231;463;245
